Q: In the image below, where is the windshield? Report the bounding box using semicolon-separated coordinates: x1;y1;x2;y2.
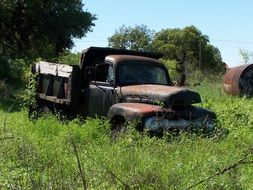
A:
118;62;169;85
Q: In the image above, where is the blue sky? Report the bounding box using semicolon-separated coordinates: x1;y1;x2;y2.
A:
73;0;253;67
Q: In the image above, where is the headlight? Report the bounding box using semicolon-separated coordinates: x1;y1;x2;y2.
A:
144;117;161;132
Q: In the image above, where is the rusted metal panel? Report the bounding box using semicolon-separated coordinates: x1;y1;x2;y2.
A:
105;55;162;66
113;102;163;115
37;93;71;105
107;103;164;121
107;102;216;125
118;84;201;106
223;64;253;95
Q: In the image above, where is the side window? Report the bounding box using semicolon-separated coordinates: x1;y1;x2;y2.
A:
107;65;114;83
95;64;114;83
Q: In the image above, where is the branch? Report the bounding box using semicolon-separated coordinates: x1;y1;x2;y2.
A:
186;147;253;189
70;135;130;189
84;153;131;190
69;137;87;190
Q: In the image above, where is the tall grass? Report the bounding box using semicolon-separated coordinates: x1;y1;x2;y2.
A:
1;82;253;189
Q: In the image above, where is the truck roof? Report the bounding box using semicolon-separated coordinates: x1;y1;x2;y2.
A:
79;46;163;69
105;55;162;66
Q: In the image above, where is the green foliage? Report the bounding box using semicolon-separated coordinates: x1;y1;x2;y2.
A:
239;48;253;64
0;0;96;59
152;25;226;75
1;52;80;86
108;25;226;77
108;25;154;51
162;59;180;80
0;56;30;84
57;52;80;65
22;72;38;117
203;44;226;74
0;56;10;79
1;82;253;189
8;59;30;81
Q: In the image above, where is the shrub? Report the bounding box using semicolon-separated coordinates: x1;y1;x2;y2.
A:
0;56;10;79
9;59;30;82
57;52;80;65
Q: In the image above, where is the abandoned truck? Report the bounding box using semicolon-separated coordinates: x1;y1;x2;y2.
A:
32;47;216;134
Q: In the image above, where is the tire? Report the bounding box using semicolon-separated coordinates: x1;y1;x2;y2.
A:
110;117;127;141
28;101;52;120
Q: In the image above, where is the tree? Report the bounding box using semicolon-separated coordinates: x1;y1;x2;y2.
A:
0;0;96;58
152;25;225;74
202;44;226;73
108;25;154;51
239;48;253;64
108;25;225;75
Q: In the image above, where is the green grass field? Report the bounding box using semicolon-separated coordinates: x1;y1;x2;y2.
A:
1;82;253;189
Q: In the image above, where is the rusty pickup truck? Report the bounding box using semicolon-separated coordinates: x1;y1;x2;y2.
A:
32;46;216;134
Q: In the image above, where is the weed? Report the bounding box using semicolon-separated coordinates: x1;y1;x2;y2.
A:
1;82;253;189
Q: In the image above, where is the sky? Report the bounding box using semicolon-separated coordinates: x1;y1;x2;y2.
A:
73;0;253;68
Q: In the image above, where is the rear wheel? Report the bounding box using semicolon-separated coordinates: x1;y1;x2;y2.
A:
28;100;52;120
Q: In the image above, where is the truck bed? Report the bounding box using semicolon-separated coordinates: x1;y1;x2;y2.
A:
34;61;80;105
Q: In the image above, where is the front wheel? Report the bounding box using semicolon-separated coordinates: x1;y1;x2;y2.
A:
110;117;128;140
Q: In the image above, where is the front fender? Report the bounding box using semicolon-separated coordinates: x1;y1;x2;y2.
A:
107;102;163;122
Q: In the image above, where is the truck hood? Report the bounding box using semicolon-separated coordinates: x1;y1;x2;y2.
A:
117;84;201;106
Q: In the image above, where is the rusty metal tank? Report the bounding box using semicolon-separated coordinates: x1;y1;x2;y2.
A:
223;64;253;96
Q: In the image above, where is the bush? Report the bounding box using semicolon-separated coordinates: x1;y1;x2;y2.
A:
9;59;30;82
57;52;80;65
0;56;10;79
0;56;31;83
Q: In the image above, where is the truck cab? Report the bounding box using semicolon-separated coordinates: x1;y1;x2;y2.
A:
88;55;170;116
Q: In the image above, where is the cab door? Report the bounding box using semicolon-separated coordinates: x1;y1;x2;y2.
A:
88;64;116;117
